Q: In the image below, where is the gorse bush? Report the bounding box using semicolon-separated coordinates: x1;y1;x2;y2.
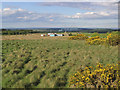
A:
106;33;120;46
69;34;88;40
86;31;120;46
86;36;106;45
69;63;120;88
69;31;119;46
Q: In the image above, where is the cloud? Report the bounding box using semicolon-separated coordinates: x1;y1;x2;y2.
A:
0;9;2;14
2;7;117;24
37;2;118;20
2;0;119;2
2;2;118;23
2;8;65;23
2;2;118;28
65;11;117;19
49;19;54;21
38;2;118;12
2;8;26;16
2;8;39;23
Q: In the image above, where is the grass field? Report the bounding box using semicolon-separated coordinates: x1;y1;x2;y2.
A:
2;34;118;88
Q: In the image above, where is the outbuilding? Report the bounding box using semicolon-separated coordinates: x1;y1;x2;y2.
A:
41;34;46;36
56;34;64;36
41;34;44;36
50;34;56;37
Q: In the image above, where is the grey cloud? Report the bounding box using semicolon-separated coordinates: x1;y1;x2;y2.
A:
38;2;118;11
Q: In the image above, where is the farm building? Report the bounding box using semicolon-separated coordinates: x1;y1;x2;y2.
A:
46;33;64;37
41;34;44;36
56;34;64;36
50;34;56;37
41;34;47;36
47;33;57;37
48;33;52;35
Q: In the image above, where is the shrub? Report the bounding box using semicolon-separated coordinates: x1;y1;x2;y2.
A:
106;33;120;46
69;33;73;36
69;34;88;40
69;63;120;88
86;36;106;45
86;32;120;46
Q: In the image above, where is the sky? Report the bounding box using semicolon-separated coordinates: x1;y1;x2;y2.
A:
1;1;119;28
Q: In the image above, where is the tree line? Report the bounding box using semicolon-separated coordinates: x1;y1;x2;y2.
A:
1;29;118;35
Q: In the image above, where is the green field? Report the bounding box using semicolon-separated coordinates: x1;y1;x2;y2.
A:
2;35;118;88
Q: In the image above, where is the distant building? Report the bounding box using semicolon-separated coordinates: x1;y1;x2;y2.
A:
50;34;56;37
48;33;51;35
41;34;47;36
56;34;64;36
44;33;65;37
47;33;56;37
41;34;44;36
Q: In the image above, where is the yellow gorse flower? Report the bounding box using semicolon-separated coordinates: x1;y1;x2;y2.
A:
85;31;119;46
69;63;120;88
